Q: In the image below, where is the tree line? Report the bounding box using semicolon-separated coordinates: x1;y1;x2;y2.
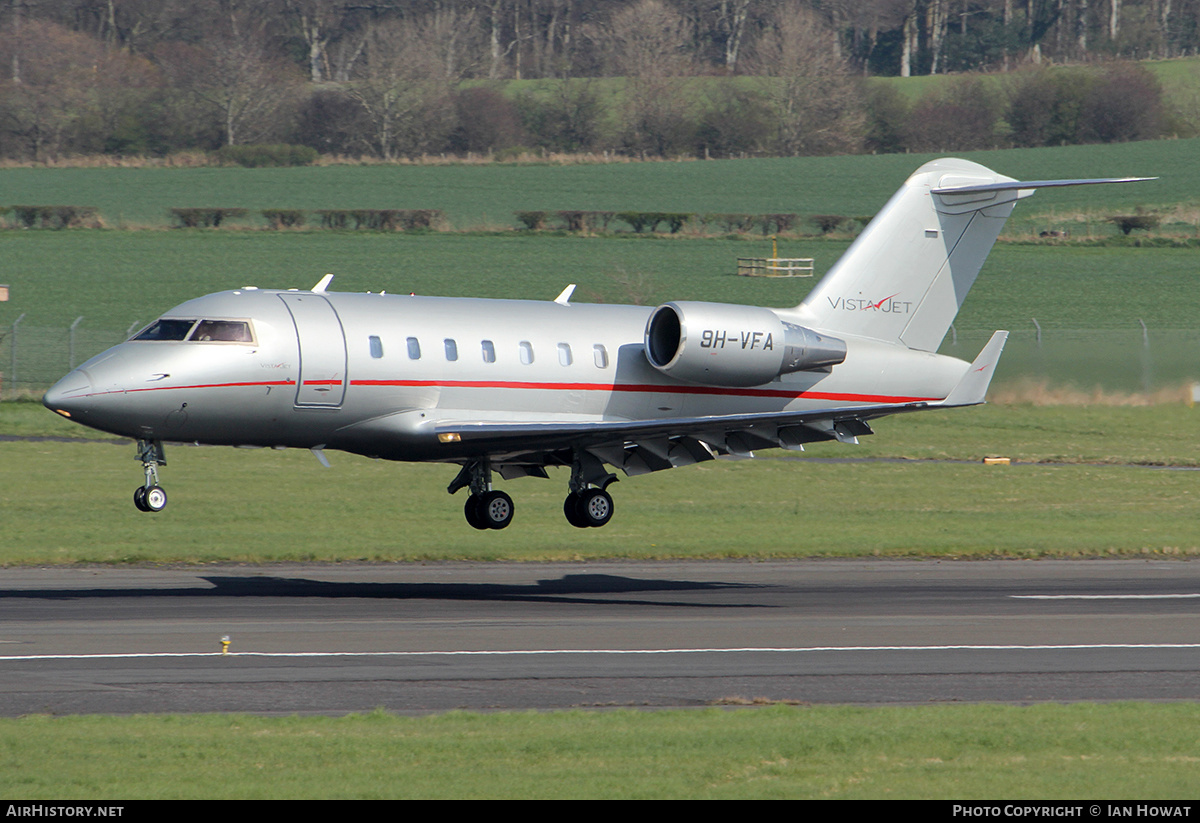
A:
0;0;1193;162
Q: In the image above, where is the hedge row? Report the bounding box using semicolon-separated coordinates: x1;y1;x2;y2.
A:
514;210;867;235
312;209;447;231
167;208;447;230
3;205;100;229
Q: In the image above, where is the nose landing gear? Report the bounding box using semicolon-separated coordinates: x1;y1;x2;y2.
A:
133;439;168;513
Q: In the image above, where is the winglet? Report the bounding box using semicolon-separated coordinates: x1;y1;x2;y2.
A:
312;274;334;293
938;330;1008;407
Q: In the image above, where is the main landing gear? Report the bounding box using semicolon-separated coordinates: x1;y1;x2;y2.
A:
464;489;515;530
563;487;614;529
450;458;515;530
133;439;168;513
448;453;618;530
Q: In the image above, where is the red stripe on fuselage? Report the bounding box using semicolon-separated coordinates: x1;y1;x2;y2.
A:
350;378;939;404
73;378;939;405
78;380;297;398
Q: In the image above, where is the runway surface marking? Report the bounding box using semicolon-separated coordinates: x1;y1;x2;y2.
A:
4;643;1200;662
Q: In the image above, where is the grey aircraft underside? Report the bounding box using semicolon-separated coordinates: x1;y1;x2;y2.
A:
43;158;1149;529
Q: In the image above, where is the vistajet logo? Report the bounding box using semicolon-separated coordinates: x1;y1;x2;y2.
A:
827;293;913;314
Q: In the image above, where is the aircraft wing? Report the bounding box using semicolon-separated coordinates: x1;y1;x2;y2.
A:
434;330;1008;483
433;399;925;484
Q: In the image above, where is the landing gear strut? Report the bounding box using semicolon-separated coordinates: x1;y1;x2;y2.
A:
133;439;167;513
449;458;514;530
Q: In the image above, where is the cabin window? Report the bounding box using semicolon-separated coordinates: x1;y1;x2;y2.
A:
481;340;496;363
369;336;384;358
593;344;609;369
519;341;534;365
406;337;421;360
444;339;458;361
557;343;572;366
133;319;196;341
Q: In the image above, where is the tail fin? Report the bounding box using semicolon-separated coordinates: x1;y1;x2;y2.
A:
793;158;1151;352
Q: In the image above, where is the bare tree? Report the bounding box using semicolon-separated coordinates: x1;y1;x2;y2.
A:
344;18;455;159
156;25;302;146
0;19;109;160
601;0;697;155
749;3;865;155
281;0;356;83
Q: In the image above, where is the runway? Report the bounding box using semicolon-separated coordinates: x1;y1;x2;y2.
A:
2;560;1198;715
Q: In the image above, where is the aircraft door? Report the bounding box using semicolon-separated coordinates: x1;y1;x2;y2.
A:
279;293;347;407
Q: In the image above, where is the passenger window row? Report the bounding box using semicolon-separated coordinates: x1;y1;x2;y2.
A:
368;336;609;368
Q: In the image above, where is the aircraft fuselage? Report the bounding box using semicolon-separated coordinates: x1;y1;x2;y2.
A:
45;287;968;465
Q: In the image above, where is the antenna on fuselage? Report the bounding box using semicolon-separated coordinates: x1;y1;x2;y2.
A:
311;274;334;293
554;284;576;305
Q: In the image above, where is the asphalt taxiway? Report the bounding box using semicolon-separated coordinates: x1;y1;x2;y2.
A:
2;560;1198;715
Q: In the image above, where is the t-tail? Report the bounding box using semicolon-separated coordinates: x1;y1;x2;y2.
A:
792;157;1153;352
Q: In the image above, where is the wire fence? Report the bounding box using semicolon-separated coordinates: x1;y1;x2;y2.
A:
2;321;1198;400
1;323;132;399
943;326;1200;396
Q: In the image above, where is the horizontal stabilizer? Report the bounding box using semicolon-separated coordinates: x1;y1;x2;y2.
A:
932;176;1155;196
937;330;1008;408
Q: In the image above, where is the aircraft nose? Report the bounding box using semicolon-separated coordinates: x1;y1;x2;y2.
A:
43;368;93;417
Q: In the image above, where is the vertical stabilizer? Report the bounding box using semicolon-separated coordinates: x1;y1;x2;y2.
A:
794;158;1022;352
792;159;1152;352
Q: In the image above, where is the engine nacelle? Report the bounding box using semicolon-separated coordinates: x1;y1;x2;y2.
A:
644;301;847;387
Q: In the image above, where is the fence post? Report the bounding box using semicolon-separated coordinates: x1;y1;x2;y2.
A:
1138;320;1152;393
69;316;84;370
9;313;24;395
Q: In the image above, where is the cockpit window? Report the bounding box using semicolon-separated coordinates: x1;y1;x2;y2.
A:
189;320;253;343
132;318;254;343
133;319;197;341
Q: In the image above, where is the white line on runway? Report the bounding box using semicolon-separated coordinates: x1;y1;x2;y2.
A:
2;643;1199;661
1012;594;1200;600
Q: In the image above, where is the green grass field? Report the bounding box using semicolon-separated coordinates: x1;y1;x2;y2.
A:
3;402;1197;565
3;230;1197;394
0;138;1194;229
6;231;1200;328
3;704;1197;799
